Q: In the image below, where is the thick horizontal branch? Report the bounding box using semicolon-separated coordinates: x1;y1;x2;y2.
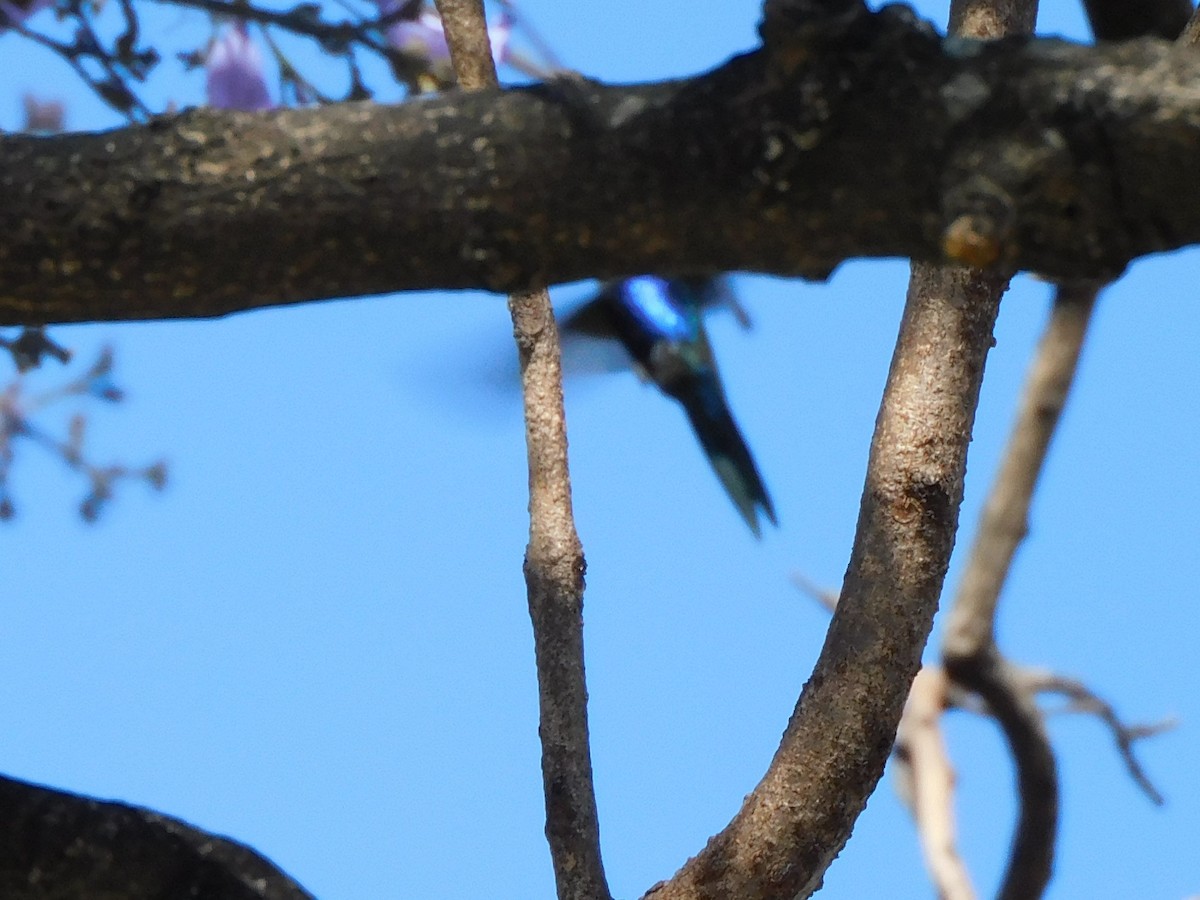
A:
3;4;1200;322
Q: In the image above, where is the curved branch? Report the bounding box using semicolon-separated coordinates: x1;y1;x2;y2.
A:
647;267;1004;900
649;13;1030;897
898;1;1043;893
936;13;1192;899
0;774;313;900
967;656;1060;900
5;8;1200;322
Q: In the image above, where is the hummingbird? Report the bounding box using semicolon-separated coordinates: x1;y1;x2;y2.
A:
561;276;777;536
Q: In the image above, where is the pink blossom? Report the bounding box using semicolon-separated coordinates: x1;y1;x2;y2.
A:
205;23;273;111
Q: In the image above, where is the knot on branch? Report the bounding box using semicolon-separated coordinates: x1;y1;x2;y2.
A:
941;125;1092;274
941;177;1016;268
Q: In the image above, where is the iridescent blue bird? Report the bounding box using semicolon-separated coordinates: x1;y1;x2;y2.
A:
562;276;777;536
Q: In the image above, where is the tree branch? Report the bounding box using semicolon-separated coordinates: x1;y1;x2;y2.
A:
6;5;1200;322
940;282;1099;900
648;265;1003;900
1017;667;1175;806
886;5;1040;899
0;774;312;900
893;667;976;900
509;286;606;900
433;2;608;898
944;282;1100;656
647;13;1026;897
936;1;1192;893
1082;0;1193;40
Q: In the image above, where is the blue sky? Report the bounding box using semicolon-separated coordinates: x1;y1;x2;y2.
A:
2;2;1197;898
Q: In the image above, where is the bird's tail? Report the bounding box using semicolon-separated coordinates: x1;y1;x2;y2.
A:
679;383;777;537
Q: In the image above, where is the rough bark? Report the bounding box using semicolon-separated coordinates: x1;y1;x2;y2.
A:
647;266;1004;900
433;0;609;896
4;6;1200;322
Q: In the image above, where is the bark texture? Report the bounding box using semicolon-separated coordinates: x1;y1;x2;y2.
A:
434;1;608;897
647;267;1004;900
3;7;1200;322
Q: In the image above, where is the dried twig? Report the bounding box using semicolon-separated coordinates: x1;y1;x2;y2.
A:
0;346;167;520
944;282;1098;654
432;3;607;899
1017;667;1175;806
894;667;976;900
790;570;838;613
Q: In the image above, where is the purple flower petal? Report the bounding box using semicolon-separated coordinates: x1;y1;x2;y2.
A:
0;0;53;29
380;5;512;68
205;24;273;111
386;11;451;63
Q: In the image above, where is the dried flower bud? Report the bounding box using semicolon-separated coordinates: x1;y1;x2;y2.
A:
143;461;168;491
22;94;65;133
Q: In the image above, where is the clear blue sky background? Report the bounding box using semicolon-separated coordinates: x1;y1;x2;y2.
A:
2;2;1197;898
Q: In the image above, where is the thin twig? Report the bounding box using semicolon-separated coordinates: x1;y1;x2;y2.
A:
496;0;562;70
1017;667;1175;806
945;282;1099;655
508;290;607;900
150;0;394;56
7;21;147;121
895;668;976;900
790;570;838;613
432;2;608;899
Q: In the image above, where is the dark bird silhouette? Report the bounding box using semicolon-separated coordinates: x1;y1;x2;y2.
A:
562;276;777;536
